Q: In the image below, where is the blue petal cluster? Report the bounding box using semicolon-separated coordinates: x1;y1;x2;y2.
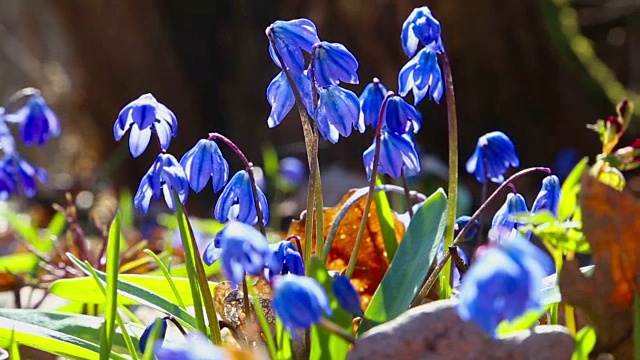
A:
155;332;223;360
384;95;422;135
266;71;314;128
489;192;528;243
202;221;272;285
267;19;320;74
531;175;561;215
266;240;305;280
359;78;388;128
315;86;363;143
312;42;359;87
465;131;520;183
5;95;60;146
0;154;47;199
138;318;167;354
332;275;363;317
279;157;307;187
273;274;332;332
180;139;229;193
401;7;444;57
363;130;420;180
0;112;15;154
113;94;178;157
134;153;189;214
398;47;443;105
214;170;269;226
457;236;553;337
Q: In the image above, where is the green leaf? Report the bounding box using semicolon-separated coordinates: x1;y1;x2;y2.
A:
496;308;547;337
46;212;67;240
358;189;447;335
374;177;398;262
9;328;19;360
0;253;39;273
119;189;135;229
141;318;163;360
309;256;352;360
101;212;121;359
0;210;52;252
558;157;588;222
143;250;186;309
572;326;596;360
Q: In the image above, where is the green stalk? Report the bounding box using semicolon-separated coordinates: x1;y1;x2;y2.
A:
143;249;186;309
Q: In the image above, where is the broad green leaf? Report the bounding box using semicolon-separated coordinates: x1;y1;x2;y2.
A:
358;189;447;335
558;157;588;221
0;253;39;273
572;326;596;360
101;212;122;359
309;256;352;360
374;177;398;262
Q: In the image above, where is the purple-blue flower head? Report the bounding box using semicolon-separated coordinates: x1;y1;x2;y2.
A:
489;193;528;243
134;153;189;214
0;154;47;199
0;111;15;154
531;175;561;216
465;131;520;183
266;240;305;280
363;130;420;180
312;42;359;87
315;85;363;143
202;221;271;285
332;275;363;318
155;332;223;360
457;236;553;337
138;318;167;354
5;95;60;147
279;157;307;187
359;78;388;129
273;274;332;332
266;71;315;128
401;7;444;57
113;94;178;157
383;95;422;135
180;139;229;193
398;47;443;105
266;19;320;75
214;170;269;226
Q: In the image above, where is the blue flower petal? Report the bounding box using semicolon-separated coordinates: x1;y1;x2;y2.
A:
359;78;388;129
316;86;361;142
267;19;320;75
312;42;359;87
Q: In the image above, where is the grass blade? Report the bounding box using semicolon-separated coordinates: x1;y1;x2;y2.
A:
100;212;121;359
143;249;186;309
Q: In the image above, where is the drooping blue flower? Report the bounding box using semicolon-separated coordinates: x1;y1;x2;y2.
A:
311;42;359;87
0;110;16;154
266;71;315;128
155;332;223;360
279;157;307;187
531;175;561;216
359;78;388;129
489;192;528;243
465;131;520;184
383;95;422;135
113;94;178;157
0;154;47;199
214;170;269;226
363;130;420;180
266;240;305;280
139;318;167;354
266;19;320;75
180;139;229;193
398;47;443;105
315;85;363;143
273;274;332;332
134;153;189;214
5;95;60;147
457;236;553;337
332;275;363;317
401;7;444;57
202;221;271;285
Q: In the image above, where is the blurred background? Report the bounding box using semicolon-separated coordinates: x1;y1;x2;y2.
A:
1;0;638;218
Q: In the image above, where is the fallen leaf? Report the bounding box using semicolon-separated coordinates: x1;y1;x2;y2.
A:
0;272;23;292
287;189;405;308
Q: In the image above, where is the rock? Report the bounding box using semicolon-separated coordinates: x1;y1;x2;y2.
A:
348;300;575;360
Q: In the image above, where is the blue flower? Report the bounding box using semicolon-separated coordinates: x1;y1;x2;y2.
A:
457;236;553;337
273;274;332;331
180;139;229;193
0;111;15;154
398;47;443;105
202;221;271;285
155;332;223;360
5;95;60;146
311;42;359;87
214;170;270;226
315;85;363;143
266;71;315;128
401;7;444;57
139;318;167;354
489;192;528;243
279;157;307;187
113;94;178;157
267;19;320;75
134;153;189;214
363;130;420;180
332;275;363;317
359;78;388;129
465;131;520;183
266;240;305;280
0;154;47;199
531;175;561;216
383;95;422;135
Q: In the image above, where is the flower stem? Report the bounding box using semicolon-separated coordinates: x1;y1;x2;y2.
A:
401;170;414;218
345;92;393;277
411;167;551;306
318;318;355;344
208;133;266;235
439;52;458;300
